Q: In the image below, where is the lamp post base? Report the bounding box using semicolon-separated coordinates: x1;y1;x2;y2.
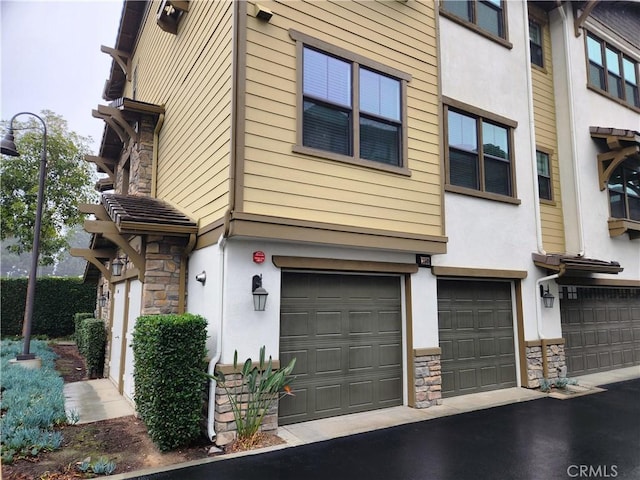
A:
9;356;42;369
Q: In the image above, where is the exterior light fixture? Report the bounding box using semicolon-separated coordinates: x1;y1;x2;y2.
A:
255;3;273;21
540;285;555;309
99;291;109;308
195;271;206;284
111;256;126;276
1;112;47;361
252;274;269;311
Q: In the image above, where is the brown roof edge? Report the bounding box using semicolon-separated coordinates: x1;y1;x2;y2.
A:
101;194;198;234
532;253;623;275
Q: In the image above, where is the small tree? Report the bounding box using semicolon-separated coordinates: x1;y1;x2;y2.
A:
1;110;97;265
213;346;295;448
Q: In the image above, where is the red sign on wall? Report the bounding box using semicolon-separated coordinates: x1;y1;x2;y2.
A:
253;251;266;264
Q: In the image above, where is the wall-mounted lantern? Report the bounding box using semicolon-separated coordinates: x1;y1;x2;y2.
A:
111;256;127;276
252;274;269;311
99;291;109;308
540;285;555;309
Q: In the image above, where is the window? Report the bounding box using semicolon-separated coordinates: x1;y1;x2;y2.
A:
291;30;410;171
608;160;640;221
445;104;516;199
536;150;552;200
441;0;506;40
529;19;543;68
587;33;640;108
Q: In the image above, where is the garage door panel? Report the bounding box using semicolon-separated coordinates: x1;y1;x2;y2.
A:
457;339;476;359
279;272;402;425
458;369;478;391
478;311;494;329
457;311;474;330
349;346;373;370
316;385;342;412
438;280;516;397
349;311;375;334
380;343;402;367
562;287;640;376
379;312;401;333
480;366;497;387
281;312;310;337
379;377;402;403
349;381;373;407
479;338;494;357
316;348;342;374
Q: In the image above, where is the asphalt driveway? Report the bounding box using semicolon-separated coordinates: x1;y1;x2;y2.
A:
134;378;640;480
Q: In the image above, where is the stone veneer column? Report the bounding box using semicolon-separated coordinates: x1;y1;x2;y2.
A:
128;117;155;196
413;349;443;408
525;339;566;388
141;235;186;315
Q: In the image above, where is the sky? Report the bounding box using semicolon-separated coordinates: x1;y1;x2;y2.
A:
1;0;124;153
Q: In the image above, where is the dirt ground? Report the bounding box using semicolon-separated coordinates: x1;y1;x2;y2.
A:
1;343;283;480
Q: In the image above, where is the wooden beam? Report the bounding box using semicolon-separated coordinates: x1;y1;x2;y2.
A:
69;248;112;280
85;155;116;181
84;220;145;282
101;45;131;80
97;105;138;143
79;203;110;221
597;145;640;190
574;1;599;37
92;109;128;144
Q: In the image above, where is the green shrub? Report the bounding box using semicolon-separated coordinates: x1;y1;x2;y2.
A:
80;319;106;378
0;278;95;337
74;312;94;351
213;346;295;447
132;313;207;451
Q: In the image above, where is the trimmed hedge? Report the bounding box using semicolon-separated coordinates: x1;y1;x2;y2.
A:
133;313;207;451
0;278;95;337
78;318;106;378
74;312;94;352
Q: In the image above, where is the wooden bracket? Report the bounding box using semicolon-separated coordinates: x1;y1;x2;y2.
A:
85;155;116;181
101;45;132;81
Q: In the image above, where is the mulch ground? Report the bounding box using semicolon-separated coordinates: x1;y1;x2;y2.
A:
1;342;284;480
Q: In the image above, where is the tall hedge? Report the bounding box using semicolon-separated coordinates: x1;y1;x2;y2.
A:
133;313;207;451
0;278;95;337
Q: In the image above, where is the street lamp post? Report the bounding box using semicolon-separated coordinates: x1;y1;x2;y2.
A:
1;112;47;361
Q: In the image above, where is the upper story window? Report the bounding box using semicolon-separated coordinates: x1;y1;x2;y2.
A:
587;33;640;109
444;100;518;202
536;150;552;200
529;19;543;68
290;30;411;174
608;160;640;222
441;0;507;42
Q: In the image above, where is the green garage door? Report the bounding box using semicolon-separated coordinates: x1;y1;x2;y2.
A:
279;272;403;425
438;280;517;397
561;287;640;376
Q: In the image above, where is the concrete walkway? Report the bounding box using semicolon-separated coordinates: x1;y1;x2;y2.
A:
64;379;135;424
64;366;639;429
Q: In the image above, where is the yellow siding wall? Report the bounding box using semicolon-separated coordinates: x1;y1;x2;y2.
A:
530;7;565;253
242;0;442;237
125;1;233;226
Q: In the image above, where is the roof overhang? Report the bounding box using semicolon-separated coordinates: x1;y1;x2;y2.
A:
533;253;624;275
71;194;197;283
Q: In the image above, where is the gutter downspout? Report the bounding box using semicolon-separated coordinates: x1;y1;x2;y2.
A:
207;0;241;442
151;112;165;198
523;3;546;257
558;3;585;257
206;234;227;441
